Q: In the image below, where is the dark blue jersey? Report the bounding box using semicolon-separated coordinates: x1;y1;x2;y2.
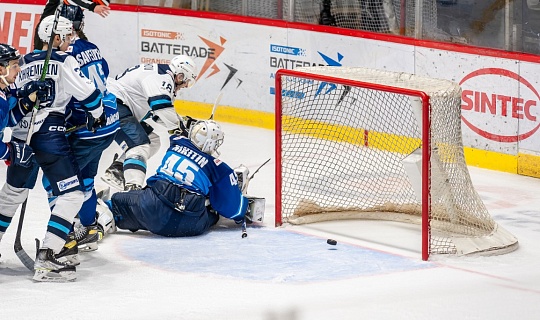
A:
66;38;109;93
65;38;119;139
147;135;248;221
0;86;30;160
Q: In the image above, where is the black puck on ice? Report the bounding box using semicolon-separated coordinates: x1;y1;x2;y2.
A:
327;239;337;245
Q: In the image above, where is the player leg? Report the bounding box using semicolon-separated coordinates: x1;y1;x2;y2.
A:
30;117;82;282
102;114;160;191
69;134;116;251
108;115;154;191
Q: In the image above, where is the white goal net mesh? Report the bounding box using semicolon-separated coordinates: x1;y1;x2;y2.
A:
276;66;518;258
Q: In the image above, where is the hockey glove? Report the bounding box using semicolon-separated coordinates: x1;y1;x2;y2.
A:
5;141;34;167
85;108;107;133
168;116;198;136
18;80;53;110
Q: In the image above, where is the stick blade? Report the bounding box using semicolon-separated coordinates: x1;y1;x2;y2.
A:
14;242;35;271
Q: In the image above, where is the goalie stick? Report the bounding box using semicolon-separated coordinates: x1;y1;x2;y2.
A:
15;2;66;271
248;158;271;180
239;158;271;238
209;92;223;120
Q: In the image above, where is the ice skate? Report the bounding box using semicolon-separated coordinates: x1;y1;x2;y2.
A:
101;154;125;190
73;223;102;252
55;238;80;266
33;248;76;282
124;183;142;191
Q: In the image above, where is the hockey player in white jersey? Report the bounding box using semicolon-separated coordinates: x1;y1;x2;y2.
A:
102;55;197;191
0;15;106;282
41;5;120;260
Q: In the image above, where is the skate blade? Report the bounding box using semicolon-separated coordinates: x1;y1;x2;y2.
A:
100;175;124;191
79;242;98;252
33;269;77;282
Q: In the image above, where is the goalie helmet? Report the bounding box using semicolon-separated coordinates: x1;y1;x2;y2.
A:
61;5;85;31
38;15;73;43
0;44;20;67
169;55;197;88
189;120;224;155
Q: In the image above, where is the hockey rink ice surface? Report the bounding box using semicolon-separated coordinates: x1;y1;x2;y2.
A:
1;123;540;319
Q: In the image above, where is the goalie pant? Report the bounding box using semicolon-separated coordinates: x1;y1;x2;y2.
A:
108;179;219;237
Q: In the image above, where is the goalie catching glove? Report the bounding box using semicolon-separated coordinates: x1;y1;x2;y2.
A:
233;165;265;223
234;165;250;195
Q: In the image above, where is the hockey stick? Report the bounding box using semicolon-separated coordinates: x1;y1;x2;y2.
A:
241;219;247;238
26;3;64;144
66;124;85;133
14;3;65;270
240;158;271;239
248;158;271;180
209;92;223;120
14;199;35;271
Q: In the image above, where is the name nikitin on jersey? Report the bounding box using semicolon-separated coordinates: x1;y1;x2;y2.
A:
171;145;209;168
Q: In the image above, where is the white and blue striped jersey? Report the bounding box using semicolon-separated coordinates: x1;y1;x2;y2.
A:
12;49;102;140
107;63;179;129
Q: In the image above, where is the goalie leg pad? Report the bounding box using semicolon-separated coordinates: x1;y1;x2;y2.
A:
246;196;265;223
96;198;116;235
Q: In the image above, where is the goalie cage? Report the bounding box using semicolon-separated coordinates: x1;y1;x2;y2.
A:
274;67;518;260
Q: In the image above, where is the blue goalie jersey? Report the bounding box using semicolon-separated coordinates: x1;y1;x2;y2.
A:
147;135;249;221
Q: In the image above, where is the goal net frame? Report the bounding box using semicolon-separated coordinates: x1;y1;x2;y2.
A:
274;67;518;261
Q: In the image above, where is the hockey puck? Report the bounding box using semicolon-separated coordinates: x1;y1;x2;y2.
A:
327;239;337;245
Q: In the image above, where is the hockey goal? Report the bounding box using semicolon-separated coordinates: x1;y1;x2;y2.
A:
274;67;518;260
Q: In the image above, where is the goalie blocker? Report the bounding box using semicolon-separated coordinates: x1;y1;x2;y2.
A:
246;197;265;223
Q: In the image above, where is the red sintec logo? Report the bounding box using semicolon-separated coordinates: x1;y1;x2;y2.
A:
460;68;540;142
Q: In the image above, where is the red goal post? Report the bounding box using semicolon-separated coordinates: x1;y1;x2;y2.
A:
274;67;518;260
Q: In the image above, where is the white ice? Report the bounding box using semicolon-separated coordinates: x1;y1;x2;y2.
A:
1;123;539;320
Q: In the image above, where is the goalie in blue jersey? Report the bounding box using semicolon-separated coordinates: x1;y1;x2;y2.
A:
95;119;264;238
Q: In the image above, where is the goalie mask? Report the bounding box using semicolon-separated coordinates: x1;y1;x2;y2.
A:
38;15;74;44
169;55;197;89
189;120;224;156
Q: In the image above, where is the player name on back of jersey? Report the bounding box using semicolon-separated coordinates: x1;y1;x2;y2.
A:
172;144;209;168
74;48;103;66
19;63;59;81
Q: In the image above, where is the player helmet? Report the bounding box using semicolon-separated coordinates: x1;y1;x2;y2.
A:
0;44;21;67
38;15;74;43
60;5;85;31
189;120;224;155
169;55;197;88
